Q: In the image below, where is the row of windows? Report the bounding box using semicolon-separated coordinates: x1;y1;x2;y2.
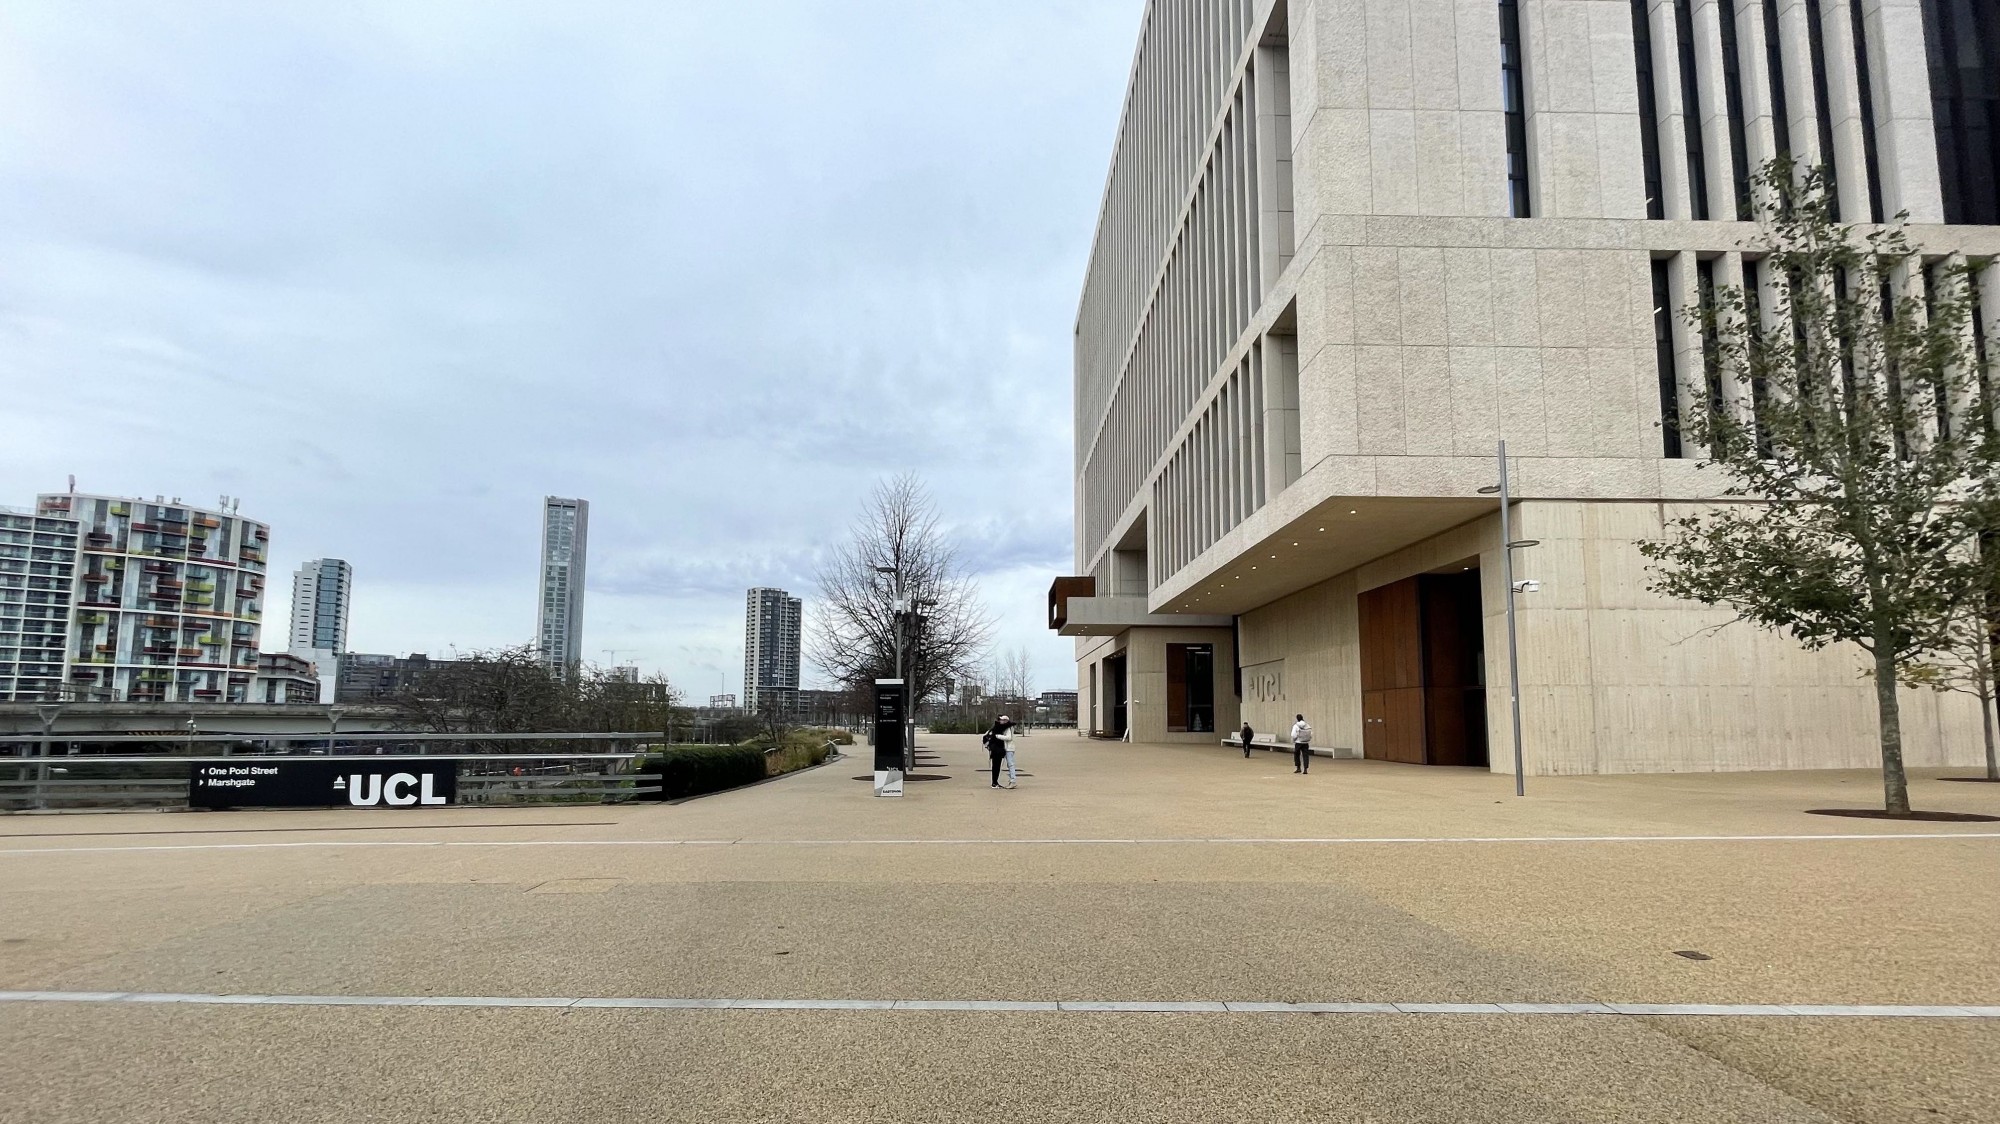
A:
1623;0;1994;226
1651;253;1995;459
1152;349;1266;580
1082;61;1266;555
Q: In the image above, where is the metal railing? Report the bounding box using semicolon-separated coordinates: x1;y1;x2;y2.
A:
1;731;669;811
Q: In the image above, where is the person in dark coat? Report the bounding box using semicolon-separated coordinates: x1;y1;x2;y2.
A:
984;715;1017;789
1239;722;1255;758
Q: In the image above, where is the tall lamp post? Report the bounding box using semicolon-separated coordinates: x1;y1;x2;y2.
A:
1477;440;1539;797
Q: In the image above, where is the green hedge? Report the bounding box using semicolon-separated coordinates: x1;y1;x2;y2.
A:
641;745;769;800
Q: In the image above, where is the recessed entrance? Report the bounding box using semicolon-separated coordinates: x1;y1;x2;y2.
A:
1165;643;1215;733
1103;652;1129;738
1358;568;1489;767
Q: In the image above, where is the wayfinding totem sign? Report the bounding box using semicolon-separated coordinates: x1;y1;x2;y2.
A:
872;678;906;797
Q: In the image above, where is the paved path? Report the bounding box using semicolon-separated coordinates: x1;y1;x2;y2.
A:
2;734;1997;1122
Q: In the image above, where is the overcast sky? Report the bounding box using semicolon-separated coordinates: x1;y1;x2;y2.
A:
0;0;1141;698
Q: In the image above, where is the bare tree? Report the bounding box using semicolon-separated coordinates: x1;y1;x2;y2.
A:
987;646;1035;702
809;474;992;707
389;645;682;745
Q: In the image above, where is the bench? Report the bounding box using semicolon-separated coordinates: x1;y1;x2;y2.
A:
1219;736;1362;760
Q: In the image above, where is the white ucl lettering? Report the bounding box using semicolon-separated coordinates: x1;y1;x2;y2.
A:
419;774;447;805
384;773;419;806
346;774;382;806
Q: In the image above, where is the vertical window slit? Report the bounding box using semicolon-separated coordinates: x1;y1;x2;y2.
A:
1848;0;1885;223
1762;0;1792;158
1500;0;1532;216
1805;0;1841;219
1654;259;1684;457
1633;0;1666;219
1718;0;1754;219
1674;0;1711;219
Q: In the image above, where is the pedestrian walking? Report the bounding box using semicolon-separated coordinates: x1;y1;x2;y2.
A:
1290;714;1314;774
985;714;1018;789
1239;722;1255;758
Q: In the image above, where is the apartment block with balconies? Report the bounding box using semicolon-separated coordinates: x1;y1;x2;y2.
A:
38;492;270;703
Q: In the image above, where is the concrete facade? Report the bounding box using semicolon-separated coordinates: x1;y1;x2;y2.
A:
1062;0;2000;772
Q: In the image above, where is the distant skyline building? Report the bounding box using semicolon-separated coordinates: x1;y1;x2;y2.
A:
287;558;352;654
536;497;588;670
709;692;738;710
0;506;79;701
287;557;351;700
34;491;269;703
742;587;801;715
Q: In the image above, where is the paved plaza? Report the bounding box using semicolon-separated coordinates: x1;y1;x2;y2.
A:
2;734;1998;1123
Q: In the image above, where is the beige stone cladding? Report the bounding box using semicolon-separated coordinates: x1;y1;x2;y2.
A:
1238;501;1987;774
1075;627;1240;745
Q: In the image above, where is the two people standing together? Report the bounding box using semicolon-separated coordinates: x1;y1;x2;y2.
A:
983;715;1019;789
1236;713;1316;774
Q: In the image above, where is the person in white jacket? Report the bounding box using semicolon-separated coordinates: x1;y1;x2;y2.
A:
1289;714;1313;775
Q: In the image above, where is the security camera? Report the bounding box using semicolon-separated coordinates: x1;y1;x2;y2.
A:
1512;579;1541;594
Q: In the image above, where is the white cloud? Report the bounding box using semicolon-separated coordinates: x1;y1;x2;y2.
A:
0;0;1140;699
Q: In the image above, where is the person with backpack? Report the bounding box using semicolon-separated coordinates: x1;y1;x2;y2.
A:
1239;722;1255;758
1290;714;1313;774
984;715;1017;789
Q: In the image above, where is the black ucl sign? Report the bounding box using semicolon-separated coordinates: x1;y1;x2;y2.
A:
872;679;906;772
190;760;458;810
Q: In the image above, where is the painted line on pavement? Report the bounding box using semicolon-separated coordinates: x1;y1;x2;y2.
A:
4;831;2000;856
0;990;1994;1018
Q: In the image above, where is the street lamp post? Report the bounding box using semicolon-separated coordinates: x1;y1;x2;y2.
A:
1478;440;1539;797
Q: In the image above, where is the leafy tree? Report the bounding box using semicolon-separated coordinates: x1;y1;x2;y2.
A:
1639;159;1992;816
388;644;683;747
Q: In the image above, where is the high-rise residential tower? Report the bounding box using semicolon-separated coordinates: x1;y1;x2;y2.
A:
742;587;801;715
287;558;351;702
0;506;80;701
536;497;588;670
35;491;269;702
288;558;351;651
1052;0;1999;772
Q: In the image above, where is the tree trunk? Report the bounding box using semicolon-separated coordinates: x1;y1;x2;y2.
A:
1985;681;2000;783
1873;648;1912;815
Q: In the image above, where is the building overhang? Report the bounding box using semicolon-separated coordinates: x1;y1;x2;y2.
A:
1055;595;1233;636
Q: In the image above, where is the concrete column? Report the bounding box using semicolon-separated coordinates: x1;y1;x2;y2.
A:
1667;252;1712;457
1815;0;1875;221
1691;0;1740;219
1718;251;1755;428
1254;43;1295;292
1861;0;1943;222
1259;332;1300;493
1774;0;1824;170
1650;0;1698;220
1735;0;1784;193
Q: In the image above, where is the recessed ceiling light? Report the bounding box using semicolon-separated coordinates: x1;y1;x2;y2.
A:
1318;527;1325;532
1349;509;1358;515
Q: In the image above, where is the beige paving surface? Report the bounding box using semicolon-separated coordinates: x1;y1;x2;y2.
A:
2;734;1998;1122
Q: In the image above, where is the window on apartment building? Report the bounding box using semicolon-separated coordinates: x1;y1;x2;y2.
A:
1654;259;1684;457
1500;0;1532;216
1922;0;2000;225
1633;0;1666;218
1718;0;1754;218
1673;0;1711;219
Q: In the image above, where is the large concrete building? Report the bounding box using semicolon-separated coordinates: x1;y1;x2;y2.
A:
34;492;269;703
1054;0;2000;772
536;497;588;671
743;587;802;715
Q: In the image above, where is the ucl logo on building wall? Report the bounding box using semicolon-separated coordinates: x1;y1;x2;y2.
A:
334;771;450;806
1243;660;1285;704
